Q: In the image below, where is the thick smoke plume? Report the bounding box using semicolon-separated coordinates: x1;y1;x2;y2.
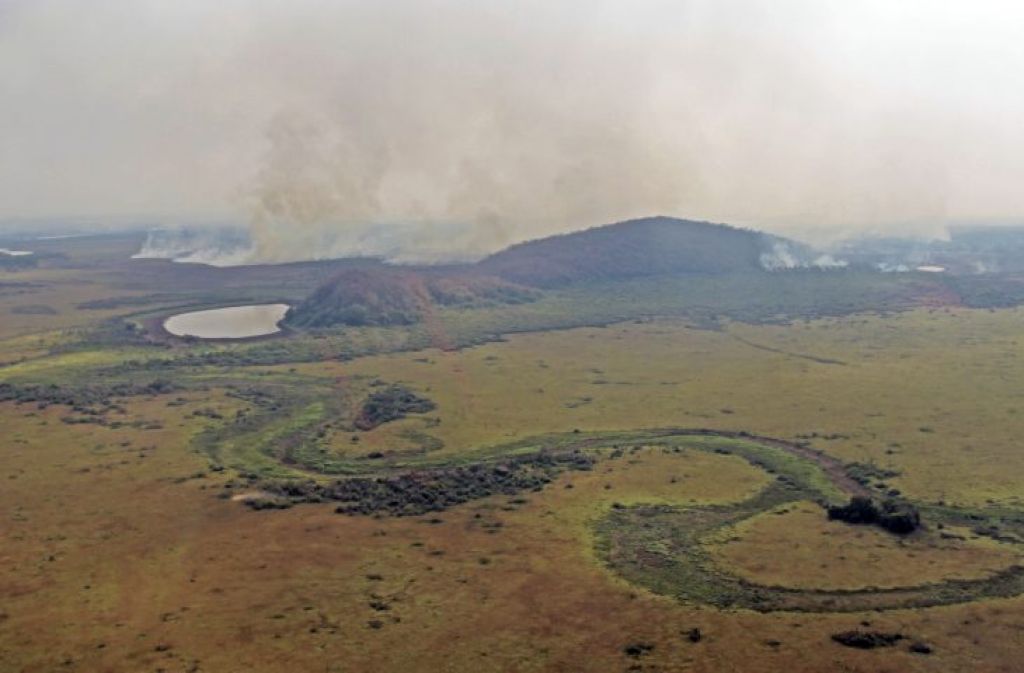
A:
239;3;701;264
3;1;1024;262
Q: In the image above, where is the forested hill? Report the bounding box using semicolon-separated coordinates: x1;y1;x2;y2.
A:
477;216;782;287
283;268;537;328
285;216;816;327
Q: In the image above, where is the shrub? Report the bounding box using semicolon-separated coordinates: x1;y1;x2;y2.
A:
827;496;921;535
831;631;905;649
355;385;436;430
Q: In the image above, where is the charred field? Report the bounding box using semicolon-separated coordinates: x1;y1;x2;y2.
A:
2;225;1024;673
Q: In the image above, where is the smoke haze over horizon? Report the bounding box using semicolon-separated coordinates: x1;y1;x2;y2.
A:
3;1;1024;262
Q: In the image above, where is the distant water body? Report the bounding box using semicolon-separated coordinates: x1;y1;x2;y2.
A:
163;304;289;339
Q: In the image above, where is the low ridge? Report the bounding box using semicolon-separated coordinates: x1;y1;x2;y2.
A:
478;216;784;287
287;216;811;327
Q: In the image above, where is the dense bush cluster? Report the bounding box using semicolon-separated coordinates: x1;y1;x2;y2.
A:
248;450;595;516
831;631;905;649
0;379;178;409
845;462;901;486
355;385;436;430
827;496;921;535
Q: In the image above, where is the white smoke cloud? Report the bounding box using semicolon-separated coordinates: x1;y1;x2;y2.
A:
4;1;1024;262
811;254;848;269
132;221;487;266
759;241;847;271
759;242;803;271
971;260;999;274
132;228;252;266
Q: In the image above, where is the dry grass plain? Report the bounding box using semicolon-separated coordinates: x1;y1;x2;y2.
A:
332;308;1024;506
708;500;1023;591
2;294;1024;671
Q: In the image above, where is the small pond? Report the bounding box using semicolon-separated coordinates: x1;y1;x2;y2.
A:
163;303;289;339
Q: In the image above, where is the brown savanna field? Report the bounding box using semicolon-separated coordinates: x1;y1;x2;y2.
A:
6;2;1024;670
1;236;1023;673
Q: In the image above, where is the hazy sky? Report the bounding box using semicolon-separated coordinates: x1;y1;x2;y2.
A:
2;1;1023;253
